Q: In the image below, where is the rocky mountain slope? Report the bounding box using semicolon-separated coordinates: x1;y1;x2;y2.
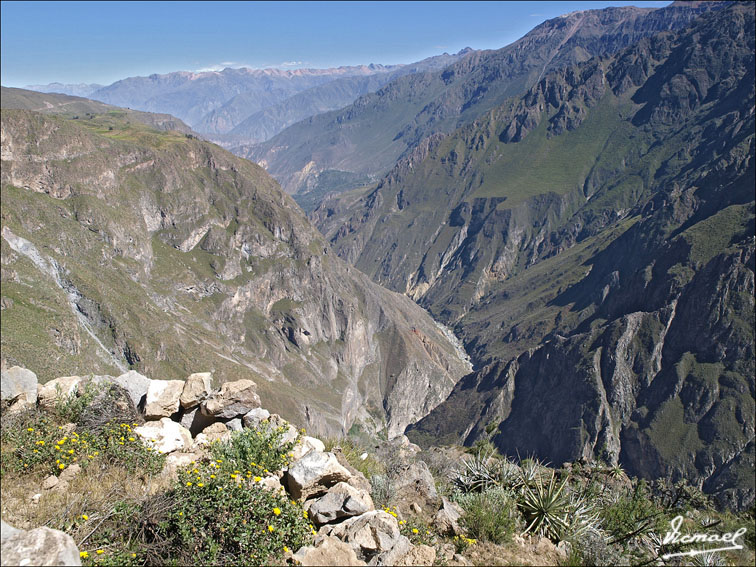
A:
245;1;724;197
0;92;471;439
315;3;755;509
204;50;471;145
213;52;467;149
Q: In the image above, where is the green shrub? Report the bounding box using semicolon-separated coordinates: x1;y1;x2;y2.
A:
210;423;296;476
55;380;99;422
454;487;519;544
156;464;311;565
88;421;164;475
600;480;666;545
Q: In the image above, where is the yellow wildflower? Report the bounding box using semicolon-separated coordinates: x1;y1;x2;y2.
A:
58;464;65;470
96;549;104;554
273;507;281;516
412;528;419;534
268;525;275;532
82;515;88;520
80;551;89;558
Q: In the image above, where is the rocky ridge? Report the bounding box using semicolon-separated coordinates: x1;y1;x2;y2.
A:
0;367;468;566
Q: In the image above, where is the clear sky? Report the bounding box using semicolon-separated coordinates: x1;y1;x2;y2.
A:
1;1;671;87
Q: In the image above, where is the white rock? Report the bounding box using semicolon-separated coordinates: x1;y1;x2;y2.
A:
179;372;214;409
242;407;270;428
113;370;151;409
144;380;185;419
287;451;352;500
201;379;260;419
290;436;326;462
292;535;366;566
1;525;82;566
134;418;192;453
306;481;374;525
0;366;38;407
322;510;410;564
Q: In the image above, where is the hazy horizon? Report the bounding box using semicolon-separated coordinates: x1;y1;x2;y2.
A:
2;0;670;88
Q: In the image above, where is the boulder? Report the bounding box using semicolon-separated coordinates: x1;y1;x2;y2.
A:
390;461;438;515
434;497;463;536
194;422;230;446
1;524;81;566
37;376;82;409
113;370;151;409
290;436;326;462
396;544;437;566
144;380;184;419
306;482;374;525
224;417;243;431
59;463;81;483
292;535;366;566
179;406;216;436
322;510;410;565
1;520;21;543
1;366;37;408
287;451;352;500
241;407;270;428
134;418;192;453
258;475;284;494
179;372;214;409
201;379;260;419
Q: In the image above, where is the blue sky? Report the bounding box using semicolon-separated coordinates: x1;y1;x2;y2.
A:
1;1;670;87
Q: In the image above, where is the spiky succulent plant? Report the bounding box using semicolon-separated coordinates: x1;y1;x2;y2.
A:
518;469;571;541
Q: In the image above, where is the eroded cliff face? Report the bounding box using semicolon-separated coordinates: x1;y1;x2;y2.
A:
319;4;754;509
0;103;470;439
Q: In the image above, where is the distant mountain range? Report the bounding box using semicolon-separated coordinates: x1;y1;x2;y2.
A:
25;49;472;148
25;82;104;98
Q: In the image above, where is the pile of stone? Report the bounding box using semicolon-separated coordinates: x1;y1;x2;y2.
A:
0;366;436;565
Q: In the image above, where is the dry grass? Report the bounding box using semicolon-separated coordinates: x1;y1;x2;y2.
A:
0;462;174;549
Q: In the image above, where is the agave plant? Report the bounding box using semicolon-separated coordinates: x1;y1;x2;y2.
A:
566;491;602;539
451;450;503;493
519;469;571;541
691;550;727;567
